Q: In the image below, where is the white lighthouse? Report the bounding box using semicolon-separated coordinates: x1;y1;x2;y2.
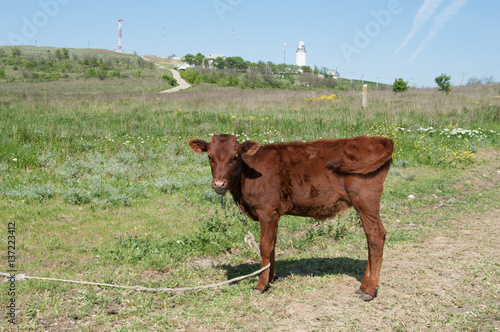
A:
296;41;306;67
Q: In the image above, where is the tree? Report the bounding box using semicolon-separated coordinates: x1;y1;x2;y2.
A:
435;73;451;94
301;65;312;73
11;47;21;58
225;56;248;71
194;53;205;67
214;57;226;70
392;78;409;92
183;53;195;65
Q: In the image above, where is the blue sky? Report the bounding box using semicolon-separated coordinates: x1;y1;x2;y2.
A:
1;0;499;87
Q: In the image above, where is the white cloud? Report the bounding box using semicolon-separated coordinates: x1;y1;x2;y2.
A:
410;0;469;60
395;0;445;55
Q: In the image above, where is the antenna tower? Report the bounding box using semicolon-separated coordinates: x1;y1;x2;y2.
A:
117;19;123;52
283;42;286;63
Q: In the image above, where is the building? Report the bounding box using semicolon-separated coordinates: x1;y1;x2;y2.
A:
205;54;227;69
296;41;306;67
329;69;339;79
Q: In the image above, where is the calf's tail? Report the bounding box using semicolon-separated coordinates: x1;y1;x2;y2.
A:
327;137;394;175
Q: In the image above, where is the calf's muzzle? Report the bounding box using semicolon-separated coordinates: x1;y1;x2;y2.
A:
212;179;228;195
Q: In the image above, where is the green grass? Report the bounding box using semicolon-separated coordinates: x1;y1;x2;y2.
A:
0;57;499;330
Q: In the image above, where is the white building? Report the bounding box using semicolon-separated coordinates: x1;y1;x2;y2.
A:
205;54;227;69
296;41;306;67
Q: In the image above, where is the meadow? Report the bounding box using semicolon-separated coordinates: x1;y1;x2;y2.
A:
0;61;499;330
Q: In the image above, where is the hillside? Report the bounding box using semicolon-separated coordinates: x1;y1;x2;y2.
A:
0;46;182;94
0;46;390;92
0;45;157;81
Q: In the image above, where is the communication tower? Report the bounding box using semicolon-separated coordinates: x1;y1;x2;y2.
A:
117;19;123;52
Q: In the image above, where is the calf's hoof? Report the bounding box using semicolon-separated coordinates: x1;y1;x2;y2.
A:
253;284;270;294
355;288;375;301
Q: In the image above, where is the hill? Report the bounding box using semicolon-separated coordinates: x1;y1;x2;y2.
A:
0;46;391;92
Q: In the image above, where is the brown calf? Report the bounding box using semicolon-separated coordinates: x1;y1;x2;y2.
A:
189;134;393;301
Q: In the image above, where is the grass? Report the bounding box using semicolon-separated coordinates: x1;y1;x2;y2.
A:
0;55;499;330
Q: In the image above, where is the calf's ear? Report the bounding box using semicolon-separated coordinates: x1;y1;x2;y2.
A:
188;139;209;154
239;140;260;156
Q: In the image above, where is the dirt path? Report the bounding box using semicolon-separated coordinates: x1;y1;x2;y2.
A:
142;56;191;93
158;67;191;94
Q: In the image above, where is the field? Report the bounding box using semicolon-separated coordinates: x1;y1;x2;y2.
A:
1;51;500;331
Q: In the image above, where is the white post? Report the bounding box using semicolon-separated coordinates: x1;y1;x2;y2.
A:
362;84;368;108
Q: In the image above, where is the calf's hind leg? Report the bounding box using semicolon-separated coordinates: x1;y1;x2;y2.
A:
350;191;387;301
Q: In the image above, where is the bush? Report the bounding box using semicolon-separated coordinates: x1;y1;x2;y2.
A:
226;75;239;87
160;74;178;86
393;78;409;92
435;73;452;94
154;176;184;194
63;188;91;205
181;70;201;84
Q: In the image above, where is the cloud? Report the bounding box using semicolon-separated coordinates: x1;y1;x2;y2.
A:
395;0;445;55
410;0;469;60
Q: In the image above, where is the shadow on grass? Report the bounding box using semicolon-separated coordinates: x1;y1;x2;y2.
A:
222;256;366;283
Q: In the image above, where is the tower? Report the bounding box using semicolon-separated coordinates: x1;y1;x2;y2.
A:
296;41;306;67
117;19;123;52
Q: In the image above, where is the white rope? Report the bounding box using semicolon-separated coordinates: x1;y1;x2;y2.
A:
0;263;269;292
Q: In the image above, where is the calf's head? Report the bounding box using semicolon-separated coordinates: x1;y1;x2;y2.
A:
188;134;260;195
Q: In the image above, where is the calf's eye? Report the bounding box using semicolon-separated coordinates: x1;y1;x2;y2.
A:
230;154;239;164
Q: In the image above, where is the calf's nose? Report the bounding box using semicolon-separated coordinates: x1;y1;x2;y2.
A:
212;179;227;194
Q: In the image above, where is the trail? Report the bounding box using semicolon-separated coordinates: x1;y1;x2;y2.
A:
142;56;191;93
157;66;191;94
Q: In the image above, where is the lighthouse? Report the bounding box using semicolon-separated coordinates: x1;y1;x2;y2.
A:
296;41;306;67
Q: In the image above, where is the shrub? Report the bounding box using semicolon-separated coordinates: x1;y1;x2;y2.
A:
154;176;184;194
435;73;452;94
226;75;239;87
393;78;409;92
160;74;178;86
63;188;91;205
28;183;58;201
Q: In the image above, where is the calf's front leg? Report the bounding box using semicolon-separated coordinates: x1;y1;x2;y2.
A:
254;210;280;293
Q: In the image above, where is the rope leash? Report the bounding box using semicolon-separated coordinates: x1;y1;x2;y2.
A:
0;264;270;292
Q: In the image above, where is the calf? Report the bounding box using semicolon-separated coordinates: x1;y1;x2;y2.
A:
189;134;393;301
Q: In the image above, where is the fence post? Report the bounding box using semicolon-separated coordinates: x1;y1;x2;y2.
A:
362;84;368;108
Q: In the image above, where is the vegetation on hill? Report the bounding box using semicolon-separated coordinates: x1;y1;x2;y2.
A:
0;46;158;83
180;52;389;91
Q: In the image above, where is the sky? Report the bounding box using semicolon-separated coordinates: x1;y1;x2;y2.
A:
1;0;499;87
